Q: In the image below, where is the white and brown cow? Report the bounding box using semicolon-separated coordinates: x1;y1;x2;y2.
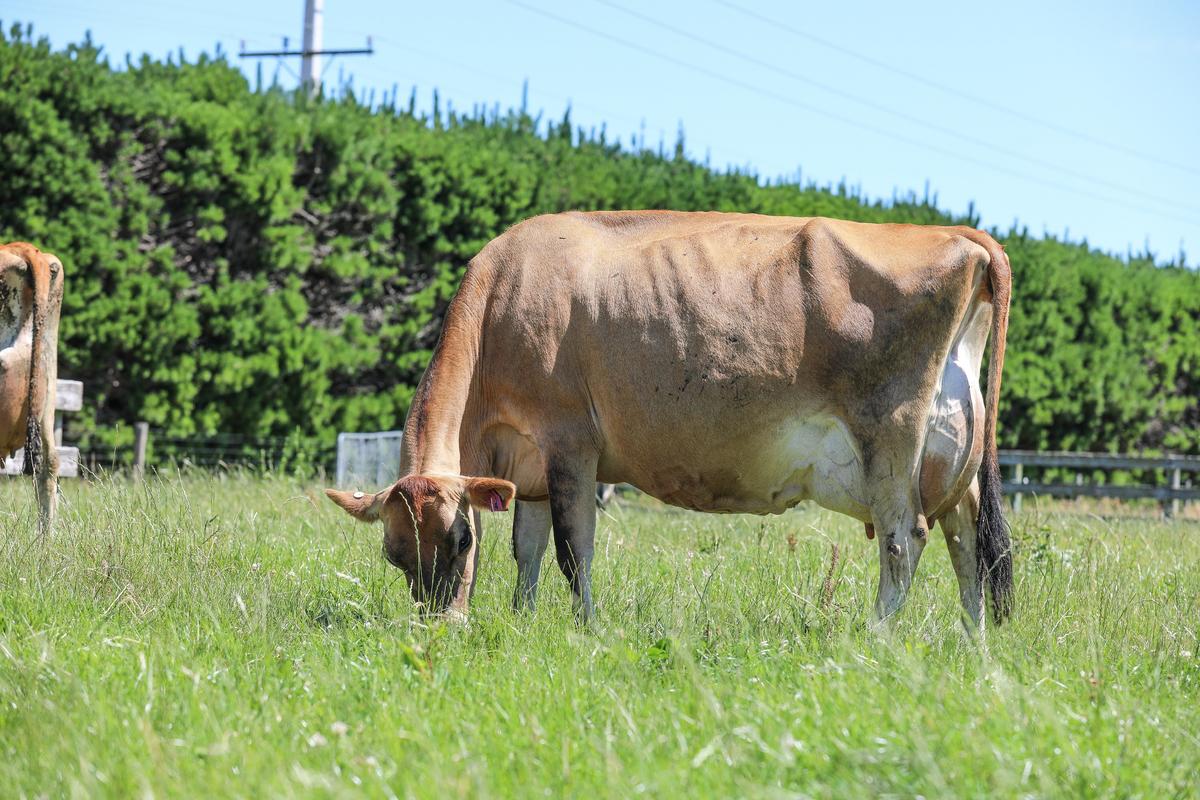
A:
1;242;64;534
327;211;1013;627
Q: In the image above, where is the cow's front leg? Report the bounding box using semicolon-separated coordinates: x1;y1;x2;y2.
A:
512;499;552;612
546;454;598;622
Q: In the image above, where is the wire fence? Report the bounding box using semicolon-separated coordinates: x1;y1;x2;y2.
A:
78;430;337;477
68;431;1200;521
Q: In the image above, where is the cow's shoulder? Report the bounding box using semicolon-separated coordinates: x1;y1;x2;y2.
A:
471;213;603;273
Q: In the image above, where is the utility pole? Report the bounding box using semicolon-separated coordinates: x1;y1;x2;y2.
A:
239;0;372;97
300;0;323;94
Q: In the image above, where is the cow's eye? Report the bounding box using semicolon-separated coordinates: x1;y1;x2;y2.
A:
458;526;472;554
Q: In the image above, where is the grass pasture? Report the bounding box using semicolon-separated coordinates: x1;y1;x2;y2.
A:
1;475;1198;798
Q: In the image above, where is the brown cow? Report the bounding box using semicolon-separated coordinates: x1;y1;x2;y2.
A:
1;242;64;534
327;212;1012;627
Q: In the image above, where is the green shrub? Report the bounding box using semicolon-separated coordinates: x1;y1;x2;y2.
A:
1;26;1196;454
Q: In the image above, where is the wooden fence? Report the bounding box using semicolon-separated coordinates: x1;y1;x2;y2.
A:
2;379;82;478
1000;450;1200;517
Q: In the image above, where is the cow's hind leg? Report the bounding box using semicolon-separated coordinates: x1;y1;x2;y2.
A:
940;480;985;631
871;490;930;622
864;433;933;623
546;453;598;623
33;405;58;536
511;499;552;612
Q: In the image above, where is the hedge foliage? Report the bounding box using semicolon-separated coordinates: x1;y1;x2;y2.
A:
1;27;1196;454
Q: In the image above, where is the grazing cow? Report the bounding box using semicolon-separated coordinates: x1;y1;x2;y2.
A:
327;212;1012;627
0;242;64;534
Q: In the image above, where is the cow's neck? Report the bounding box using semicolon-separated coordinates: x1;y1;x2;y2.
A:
399;277;486;478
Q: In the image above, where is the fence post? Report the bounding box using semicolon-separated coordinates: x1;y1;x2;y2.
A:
133;422;149;480
1168;467;1182;520
1012;461;1023;513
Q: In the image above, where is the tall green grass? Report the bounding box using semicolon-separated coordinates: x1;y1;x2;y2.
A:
2;475;1198;797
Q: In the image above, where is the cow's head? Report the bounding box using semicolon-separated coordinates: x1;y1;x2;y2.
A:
325;475;515;614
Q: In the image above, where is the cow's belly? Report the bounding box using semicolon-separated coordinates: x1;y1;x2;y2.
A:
749;414;870;517
616;390;979;521
606;412;870;518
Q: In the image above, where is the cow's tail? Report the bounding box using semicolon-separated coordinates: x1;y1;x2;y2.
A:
21;246;51;478
973;232;1013;623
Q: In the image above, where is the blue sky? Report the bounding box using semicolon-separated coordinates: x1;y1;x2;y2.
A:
8;0;1199;263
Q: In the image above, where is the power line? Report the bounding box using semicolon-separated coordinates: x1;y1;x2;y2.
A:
589;0;1197;217
500;0;1197;226
28;1;249;44
373;37;643;132
362;33;768;166
712;0;1200;178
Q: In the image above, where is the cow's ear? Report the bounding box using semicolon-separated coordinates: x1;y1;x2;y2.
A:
324;488;387;522
464;477;516;512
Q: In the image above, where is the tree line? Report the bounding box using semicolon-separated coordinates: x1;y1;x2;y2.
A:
1;26;1196;456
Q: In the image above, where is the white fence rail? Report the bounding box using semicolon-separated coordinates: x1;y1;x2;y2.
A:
999;449;1200;517
336;430;403;488
2;379;82;478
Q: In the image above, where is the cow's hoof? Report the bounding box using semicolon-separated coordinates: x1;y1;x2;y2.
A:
442;608;470;626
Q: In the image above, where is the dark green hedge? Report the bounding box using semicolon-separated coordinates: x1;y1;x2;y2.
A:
1;26;1196;455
